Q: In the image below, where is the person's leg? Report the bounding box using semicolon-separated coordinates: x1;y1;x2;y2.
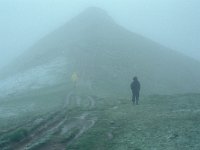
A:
132;94;135;104
135;93;139;105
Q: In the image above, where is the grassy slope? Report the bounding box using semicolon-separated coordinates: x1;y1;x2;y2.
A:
0;83;69;130
67;94;200;150
1;83;200;150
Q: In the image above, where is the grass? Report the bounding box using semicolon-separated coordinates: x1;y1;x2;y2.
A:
66;94;200;150
0;83;69;129
1;88;200;150
7;128;29;143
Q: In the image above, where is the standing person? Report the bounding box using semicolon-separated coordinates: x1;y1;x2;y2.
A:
130;77;141;105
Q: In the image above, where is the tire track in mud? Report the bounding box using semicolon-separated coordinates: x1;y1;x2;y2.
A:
8;109;67;150
87;95;95;109
36;93;98;150
6;91;98;150
40;113;97;150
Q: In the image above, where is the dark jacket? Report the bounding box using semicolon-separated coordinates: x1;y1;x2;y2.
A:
130;79;140;93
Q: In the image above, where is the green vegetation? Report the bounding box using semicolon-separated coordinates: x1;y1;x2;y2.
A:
67;94;200;150
1;88;200;150
0;84;68;129
8;128;28;142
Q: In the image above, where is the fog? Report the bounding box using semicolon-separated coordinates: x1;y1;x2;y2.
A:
1;1;200;148
0;0;200;70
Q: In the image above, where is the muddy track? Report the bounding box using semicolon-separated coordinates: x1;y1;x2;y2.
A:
38;113;97;150
36;93;98;150
3;92;98;150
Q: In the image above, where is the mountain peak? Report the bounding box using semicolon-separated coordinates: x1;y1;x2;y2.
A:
72;7;114;24
83;7;108;15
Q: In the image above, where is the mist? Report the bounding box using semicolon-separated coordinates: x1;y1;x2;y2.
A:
1;1;200;149
1;0;200;70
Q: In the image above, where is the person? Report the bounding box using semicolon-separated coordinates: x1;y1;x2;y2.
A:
130;76;141;105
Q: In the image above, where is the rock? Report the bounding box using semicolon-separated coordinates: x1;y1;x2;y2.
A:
107;132;113;140
167;133;179;140
110;121;115;125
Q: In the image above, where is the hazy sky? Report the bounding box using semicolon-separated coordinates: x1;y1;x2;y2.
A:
0;0;200;69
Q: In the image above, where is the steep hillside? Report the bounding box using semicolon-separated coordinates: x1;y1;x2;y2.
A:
1;7;200;97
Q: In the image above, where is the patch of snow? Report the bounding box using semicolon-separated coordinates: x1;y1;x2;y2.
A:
0;57;66;98
76;113;89;120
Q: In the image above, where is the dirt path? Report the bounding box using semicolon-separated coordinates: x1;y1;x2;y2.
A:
35;93;98;150
5;91;98;150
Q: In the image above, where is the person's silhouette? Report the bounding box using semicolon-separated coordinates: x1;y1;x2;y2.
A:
130;77;141;105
